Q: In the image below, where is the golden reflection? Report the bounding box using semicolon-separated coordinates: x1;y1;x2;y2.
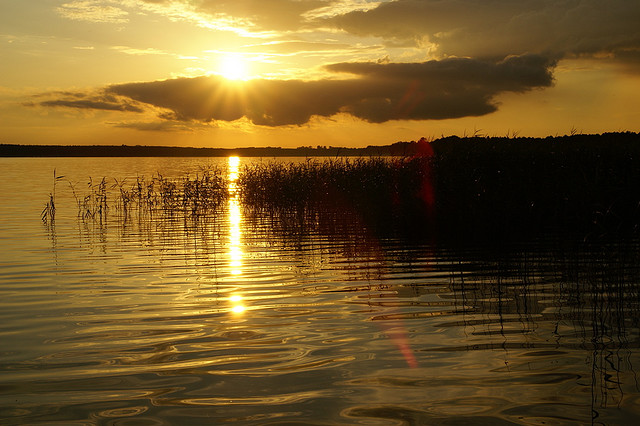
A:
229;294;246;314
228;156;240;178
229;201;241;223
231;305;246;314
228;197;243;276
227;156;245;313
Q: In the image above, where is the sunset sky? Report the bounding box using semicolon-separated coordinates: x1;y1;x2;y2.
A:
2;0;640;148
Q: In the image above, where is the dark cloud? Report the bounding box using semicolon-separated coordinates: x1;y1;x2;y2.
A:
109;76;246;121
325;54;556;122
327;0;640;63
325;55;555;91
35;55;555;126
104;54;555;125
32;94;145;113
108;75;341;125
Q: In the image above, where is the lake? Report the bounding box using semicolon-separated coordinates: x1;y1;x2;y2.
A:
1;156;639;425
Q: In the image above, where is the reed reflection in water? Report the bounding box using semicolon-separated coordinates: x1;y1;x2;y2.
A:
0;156;639;425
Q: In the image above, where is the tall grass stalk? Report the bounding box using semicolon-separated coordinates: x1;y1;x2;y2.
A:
41;169;64;225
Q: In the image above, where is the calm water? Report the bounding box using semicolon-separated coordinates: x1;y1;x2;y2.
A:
1;157;640;425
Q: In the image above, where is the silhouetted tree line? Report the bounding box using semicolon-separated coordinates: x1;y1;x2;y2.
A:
0;143;409;157
2;132;640;159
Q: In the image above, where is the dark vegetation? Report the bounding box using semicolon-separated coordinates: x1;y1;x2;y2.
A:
237;156;434;241
239;132;640;242
430;132;640;240
38;132;640;242
43;169;226;226
1;143;409;157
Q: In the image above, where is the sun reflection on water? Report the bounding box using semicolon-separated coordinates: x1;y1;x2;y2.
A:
227;156;246;314
228;155;240;182
229;294;246;314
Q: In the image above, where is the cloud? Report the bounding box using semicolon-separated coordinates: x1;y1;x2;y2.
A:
232;40;368;55
57;0;129;24
31;93;145;113
325;55;555;91
112;120;196;132
108;76;247;122
322;54;557;122
327;0;640;63
36;54;554;125
133;0;331;35
110;45;169;56
195;0;328;31
53;0;640;67
302;0;384;20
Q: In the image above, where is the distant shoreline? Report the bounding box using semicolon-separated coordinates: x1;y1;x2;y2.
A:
0;143;399;157
2;132;640;157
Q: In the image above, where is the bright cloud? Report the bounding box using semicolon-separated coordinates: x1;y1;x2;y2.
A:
57;0;129;23
110;45;168;56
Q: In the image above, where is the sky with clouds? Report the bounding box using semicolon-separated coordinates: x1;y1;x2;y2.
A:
2;0;640;148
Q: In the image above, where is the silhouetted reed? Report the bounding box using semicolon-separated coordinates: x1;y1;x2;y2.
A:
59;168;228;224
237;133;640;242
237;156;436;241
41;169;64;225
45;132;640;242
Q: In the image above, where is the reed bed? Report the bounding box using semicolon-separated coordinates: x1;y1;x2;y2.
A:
58;168;228;223
45;133;640;241
236;133;640;241
429;133;640;240
237;157;435;238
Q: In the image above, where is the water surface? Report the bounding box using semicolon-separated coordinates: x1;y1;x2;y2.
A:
1;157;639;424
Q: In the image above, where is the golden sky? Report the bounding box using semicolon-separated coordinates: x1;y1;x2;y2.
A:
2;0;640;148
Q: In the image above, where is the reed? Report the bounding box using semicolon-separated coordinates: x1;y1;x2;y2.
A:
41;169;64;225
236;133;640;241
238;157;431;209
55;167;228;225
44;133;640;241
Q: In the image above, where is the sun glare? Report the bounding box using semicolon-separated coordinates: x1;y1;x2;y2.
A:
219;55;249;80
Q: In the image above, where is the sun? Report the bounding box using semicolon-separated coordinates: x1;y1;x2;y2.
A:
219;55;250;81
